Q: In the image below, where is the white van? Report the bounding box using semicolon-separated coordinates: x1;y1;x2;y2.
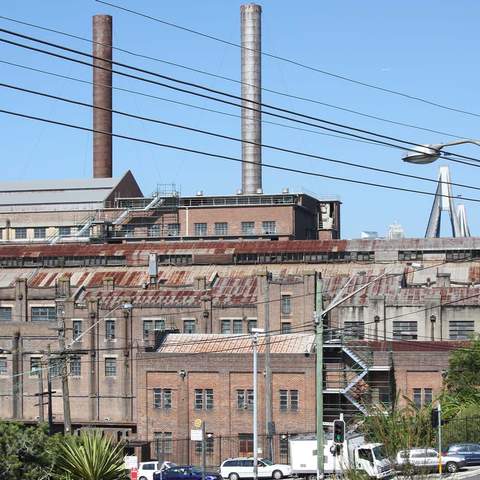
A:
220;458;292;480
139;461;176;480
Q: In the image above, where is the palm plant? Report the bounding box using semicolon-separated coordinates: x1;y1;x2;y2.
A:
54;430;127;480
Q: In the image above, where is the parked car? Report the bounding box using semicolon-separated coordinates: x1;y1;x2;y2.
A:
139;461;176;480
220;458;292;480
154;465;222;480
396;448;466;473
444;444;480;465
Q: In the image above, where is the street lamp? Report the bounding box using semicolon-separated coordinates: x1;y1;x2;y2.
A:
402;139;480;164
251;327;265;480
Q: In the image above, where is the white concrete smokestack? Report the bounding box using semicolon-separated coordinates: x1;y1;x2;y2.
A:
241;4;262;194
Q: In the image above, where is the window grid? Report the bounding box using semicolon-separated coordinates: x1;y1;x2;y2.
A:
214;222;228;236
194;223;207;236
344;321;365;340
105;320;116;340
248;320;257;333
281;323;292;334
280;389;299;412
194;388;214;410
167;223;180;236
105;358;117;377
15;228;27;239
34;227;46;239
31;306;56;322
195;434;214;455
393;321;418;340
262;221;277;234
449;321;474;340
233;320;243;334
70;356;81;376
279;435;289;457
153;388;172;409
30;357;41;377
281;295;292;315
72;320;82;341
183;320;196;334
237;389;254;410
154;432;173;454
0;307;12;321
241;222;255;235
221;320;231;334
0;357;7;375
58;226;71;237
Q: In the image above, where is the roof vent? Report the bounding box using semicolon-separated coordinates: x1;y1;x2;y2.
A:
236;189;243;195
256;188;263;194
196;190;204;196
282;187;290;194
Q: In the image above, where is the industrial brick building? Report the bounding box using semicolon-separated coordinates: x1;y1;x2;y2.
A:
0;237;478;461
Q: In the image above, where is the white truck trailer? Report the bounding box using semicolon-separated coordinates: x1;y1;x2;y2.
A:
289;433;393;479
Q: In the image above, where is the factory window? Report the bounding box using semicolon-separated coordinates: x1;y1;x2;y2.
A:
34;227;46;239
105;320;116;340
183;320;196;334
221;320;231;334
143;319;165;339
31;306;56;322
104;358;117;377
58;226;71;237
194;388;214;410
233;319;243;334
214;222;228;236
0;357;7;375
72;320;82;341
194;223;207;236
413;388;432;408
49;358;62;379
154;432;173;454
153;388;172;409
279;435;289;459
398;251;423;261
280;389;299;412
344;321;365;340
70;356;81;377
0;307;12;321
30;357;42;377
449;321;474;340
167;223;180;236
15;227;27;239
393;321;418;340
281;323;292;334
237;389;254;410
195;433;214;455
247;320;257;332
281;295;292;315
148;224;160;237
241;222;255;235
262;221;277;235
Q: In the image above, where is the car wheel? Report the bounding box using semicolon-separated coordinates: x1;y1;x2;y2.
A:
446;462;459;473
139;477;148;480
307;475;317;480
229;473;240;480
272;470;283;480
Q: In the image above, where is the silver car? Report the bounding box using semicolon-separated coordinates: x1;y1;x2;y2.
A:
396;448;466;473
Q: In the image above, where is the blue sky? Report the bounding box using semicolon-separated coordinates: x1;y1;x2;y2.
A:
1;0;479;239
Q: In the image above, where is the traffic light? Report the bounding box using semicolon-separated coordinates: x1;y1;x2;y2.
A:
431;408;440;429
333;419;345;444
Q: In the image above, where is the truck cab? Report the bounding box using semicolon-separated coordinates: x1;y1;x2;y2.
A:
353;443;393;479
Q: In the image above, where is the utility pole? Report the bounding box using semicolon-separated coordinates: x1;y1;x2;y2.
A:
314;272;324;480
36;359;45;423
57;311;72;434
47;346;54;436
201;420;206;480
251;328;263;480
264;272;273;461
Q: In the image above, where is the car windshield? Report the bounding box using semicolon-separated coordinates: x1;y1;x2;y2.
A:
373;446;387;461
261;459;273;466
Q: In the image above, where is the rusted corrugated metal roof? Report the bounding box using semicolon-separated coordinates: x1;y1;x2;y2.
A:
156;333;314;354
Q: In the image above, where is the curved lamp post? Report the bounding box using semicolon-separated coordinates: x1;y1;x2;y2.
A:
402;139;480;164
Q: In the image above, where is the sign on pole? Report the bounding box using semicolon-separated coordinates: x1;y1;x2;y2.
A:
191;429;203;441
124;455;138;470
194;418;203;428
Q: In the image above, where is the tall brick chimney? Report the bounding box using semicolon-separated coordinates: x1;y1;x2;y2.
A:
92;15;113;178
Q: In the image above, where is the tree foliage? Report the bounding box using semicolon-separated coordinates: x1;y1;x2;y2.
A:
0;421;62;480
54;430;127;480
442;335;480;418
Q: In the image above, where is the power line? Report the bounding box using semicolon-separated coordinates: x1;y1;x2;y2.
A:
4;107;480;204
5;81;480;194
0;13;468;141
0;59;407;149
95;0;480;120
2;28;480;167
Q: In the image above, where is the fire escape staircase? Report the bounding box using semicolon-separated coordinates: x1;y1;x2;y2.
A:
323;344;370;415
